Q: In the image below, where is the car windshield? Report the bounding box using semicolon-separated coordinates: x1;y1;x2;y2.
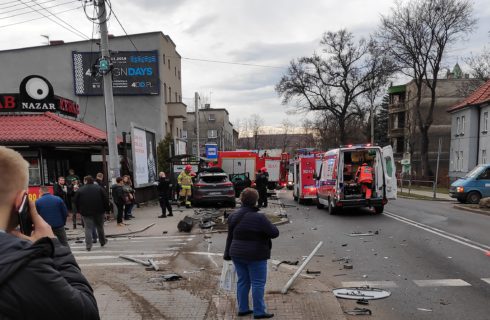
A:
200;175;228;183
464;165;485;179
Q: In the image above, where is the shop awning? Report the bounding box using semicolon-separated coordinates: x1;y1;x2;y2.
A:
0;112;108;145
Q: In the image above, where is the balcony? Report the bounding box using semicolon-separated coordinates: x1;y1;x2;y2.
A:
167;102;187;119
388;103;406;114
388;127;405;138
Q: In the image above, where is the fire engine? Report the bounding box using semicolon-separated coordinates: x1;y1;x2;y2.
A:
217;151;290;189
291;151;323;203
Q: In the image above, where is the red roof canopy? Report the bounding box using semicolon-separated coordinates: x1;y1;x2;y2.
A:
448;80;490;112
0;112;108;145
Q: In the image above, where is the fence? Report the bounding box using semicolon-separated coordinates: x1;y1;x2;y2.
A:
397;178;438;198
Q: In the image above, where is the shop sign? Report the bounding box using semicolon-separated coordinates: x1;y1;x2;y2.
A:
72;51;160;96
0;75;79;117
27;186;54;202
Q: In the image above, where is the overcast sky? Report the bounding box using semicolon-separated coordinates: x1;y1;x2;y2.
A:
1;0;489;128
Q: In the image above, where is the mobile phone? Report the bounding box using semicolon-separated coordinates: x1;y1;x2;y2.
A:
18;193;33;235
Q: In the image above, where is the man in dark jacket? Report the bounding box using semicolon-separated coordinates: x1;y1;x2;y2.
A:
53;176;70;209
35;186;69;247
157;172;173;218
255;168;269;208
0;146;99;319
75;175;109;251
111;177;125;226
224;188;279;319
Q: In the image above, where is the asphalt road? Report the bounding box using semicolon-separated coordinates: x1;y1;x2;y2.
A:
273;190;490;320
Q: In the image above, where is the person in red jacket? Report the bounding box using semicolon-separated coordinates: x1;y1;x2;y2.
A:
356;163;374;199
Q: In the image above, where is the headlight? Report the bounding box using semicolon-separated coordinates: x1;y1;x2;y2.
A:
456;186;464;193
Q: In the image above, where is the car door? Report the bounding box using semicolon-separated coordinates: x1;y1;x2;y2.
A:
382;146;397;200
477;167;490;198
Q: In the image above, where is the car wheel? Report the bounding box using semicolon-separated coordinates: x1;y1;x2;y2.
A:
466;191;481;204
374;206;384;214
316;195;324;209
328;199;336;215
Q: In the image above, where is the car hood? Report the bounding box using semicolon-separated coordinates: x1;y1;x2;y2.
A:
451;178;469;187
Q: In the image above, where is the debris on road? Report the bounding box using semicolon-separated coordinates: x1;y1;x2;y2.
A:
417;308;433;312
162;274;183;281
341;243;348;247
106;223;156;238
344;308;372;316
177;216;194;232
306;269;321;275
148;258;159;271
357;299;369;305
333;274;347;277
343;264;353;270
281;241;323;294
119;255;151;267
347;230;378;237
333;287;391;300
280;260;299;266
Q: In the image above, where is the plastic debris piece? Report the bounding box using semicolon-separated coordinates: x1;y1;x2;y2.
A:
306;269;321;275
162;274;182;281
333;287;391;300
344;308;372;315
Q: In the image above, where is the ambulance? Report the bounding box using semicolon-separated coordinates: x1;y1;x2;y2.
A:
316;144;396;214
291;152;323;203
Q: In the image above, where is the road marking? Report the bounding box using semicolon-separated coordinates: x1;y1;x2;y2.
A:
75;253;176;260
481;278;490;285
384;211;490;253
106;235;195;241
72;248;182;254
78;260;169;267
413;279;471;287
341;281;398;288
69;241;188;249
184;251;223;256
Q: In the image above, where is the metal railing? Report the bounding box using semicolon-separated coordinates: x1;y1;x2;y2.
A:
397;178;437;199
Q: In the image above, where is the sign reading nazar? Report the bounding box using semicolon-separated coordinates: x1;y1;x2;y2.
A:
0;75;79;117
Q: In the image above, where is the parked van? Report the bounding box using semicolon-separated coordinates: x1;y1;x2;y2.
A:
316;145;397;214
449;164;490;203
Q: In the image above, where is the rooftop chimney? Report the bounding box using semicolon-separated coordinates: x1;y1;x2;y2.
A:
49;40;64;46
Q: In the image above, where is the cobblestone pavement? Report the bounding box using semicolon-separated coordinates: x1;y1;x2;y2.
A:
71;201;345;319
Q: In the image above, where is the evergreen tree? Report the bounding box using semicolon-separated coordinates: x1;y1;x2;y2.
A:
157;133;173;173
374;95;389;146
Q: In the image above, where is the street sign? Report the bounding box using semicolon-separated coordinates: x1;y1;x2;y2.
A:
98;57;110;72
205;143;218;160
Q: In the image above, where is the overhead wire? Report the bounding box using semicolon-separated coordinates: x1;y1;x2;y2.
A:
0;5;80;28
28;0;90;40
0;0;79;19
80;11;96;121
0;0;57;12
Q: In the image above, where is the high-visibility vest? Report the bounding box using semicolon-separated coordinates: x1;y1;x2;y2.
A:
178;172;193;189
357;165;373;183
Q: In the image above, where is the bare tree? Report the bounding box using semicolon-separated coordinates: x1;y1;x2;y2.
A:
464;46;490;80
276;29;395;144
379;0;476;176
280;118;293;152
248;114;264;150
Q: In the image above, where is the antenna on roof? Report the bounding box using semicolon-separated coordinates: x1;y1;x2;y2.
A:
41;35;50;46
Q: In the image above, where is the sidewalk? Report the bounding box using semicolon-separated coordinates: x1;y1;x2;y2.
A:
398;188;452;200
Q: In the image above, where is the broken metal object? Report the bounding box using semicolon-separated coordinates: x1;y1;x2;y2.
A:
148;259;159;271
357;299;369;305
119;255;151;267
306;269;321;275
162;273;182;281
344;308;372;316
199;221;216;229
279;260;299;266
343;264;353;270
333;287;391;300
348;231;376;237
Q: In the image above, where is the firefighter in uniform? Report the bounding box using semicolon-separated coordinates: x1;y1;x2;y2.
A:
355;163;374;199
256;167;269;208
178;165;194;208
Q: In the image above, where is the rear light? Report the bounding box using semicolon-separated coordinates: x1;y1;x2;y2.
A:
194;183;205;188
224;182;233;187
456;186;464;193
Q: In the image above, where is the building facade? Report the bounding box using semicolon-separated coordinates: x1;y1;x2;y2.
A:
184;106;238;156
448;80;490;180
387;68;482;179
0;31;186;200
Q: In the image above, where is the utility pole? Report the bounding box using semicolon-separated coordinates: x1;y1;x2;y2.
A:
96;0;119;182
195;92;200;157
432;138;442;199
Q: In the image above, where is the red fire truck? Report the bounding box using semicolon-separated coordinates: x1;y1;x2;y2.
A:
217;151;290;189
291;152;323;203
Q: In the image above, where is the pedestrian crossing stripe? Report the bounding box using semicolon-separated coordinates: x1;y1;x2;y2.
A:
78;260;169;267
341;281;398;288
75;253;177;260
72;249;182;254
106;235;195;241
70;242;187;249
481;278;490;285
413;279;471;287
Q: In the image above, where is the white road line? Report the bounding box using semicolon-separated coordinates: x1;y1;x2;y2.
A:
78;260;169;267
413;279;471;287
481;278;490;285
184;251;223;256
384;211;490;253
341;281;398;288
207;243;219;268
69;242;188;249
106;236;195;241
75;253;176;260
72;248;182;254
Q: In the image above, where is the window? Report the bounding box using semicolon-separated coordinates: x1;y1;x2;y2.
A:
385;156;394;178
182;130;188;139
163;54;165;64
456;117;460;135
208;129;217;138
175;92;178;102
208;114;216;121
455;151;460;171
168;59;170;69
168;87;171;102
459;151;464;171
461;116;465;135
178;70;181;80
163;83;167;103
483;150;487;164
174;67;177;76
27;158;41;186
484;112;488;132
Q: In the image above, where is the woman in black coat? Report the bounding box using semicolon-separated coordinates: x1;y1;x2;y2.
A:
224;188;279;319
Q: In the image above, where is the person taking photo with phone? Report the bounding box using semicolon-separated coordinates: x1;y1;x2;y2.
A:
0;146;99;319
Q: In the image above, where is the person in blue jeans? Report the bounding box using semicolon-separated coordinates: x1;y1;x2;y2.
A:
224;188;279;319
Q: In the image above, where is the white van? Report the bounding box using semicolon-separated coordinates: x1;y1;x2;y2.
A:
316;145;397;214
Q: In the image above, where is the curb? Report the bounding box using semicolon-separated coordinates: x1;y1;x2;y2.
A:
397;194;452;202
453;204;490;216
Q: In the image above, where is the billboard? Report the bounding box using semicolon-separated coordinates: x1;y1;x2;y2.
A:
72;51;160;96
131;126;157;187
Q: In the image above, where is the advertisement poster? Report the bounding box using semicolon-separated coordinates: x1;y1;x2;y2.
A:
131;127;158;187
132;128;148;187
72;51;160;95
